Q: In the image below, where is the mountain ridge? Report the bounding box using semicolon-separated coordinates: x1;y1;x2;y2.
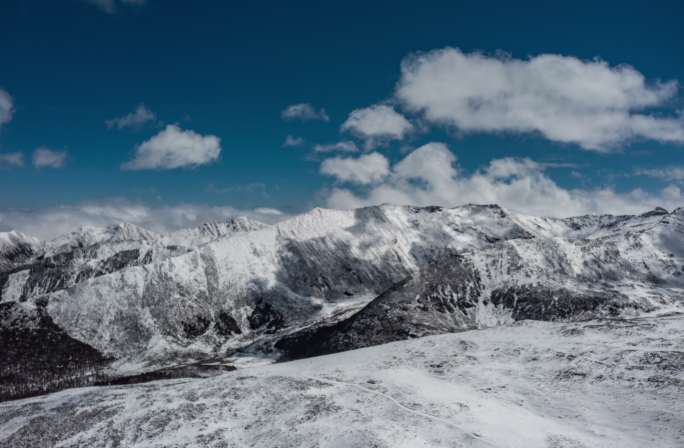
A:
1;203;683;400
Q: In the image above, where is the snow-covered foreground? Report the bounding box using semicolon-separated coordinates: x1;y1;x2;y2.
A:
1;313;682;448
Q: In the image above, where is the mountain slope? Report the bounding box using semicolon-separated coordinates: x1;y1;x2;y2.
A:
1;204;683;399
0;231;40;272
1;312;681;447
0;217;267;304
41;204;683;360
275;250;483;359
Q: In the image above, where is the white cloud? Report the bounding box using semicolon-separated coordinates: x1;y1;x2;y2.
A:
321;152;390;185
341;104;413;144
635;167;684;181
396;48;684;151
282;135;304;147
0;201;288;240
393;142;458;190
313;141;359;153
0;152;24;167
281;103;329;122
106;104;156;129
252;207;284;216
33;147;67;168
0;89;14;127
86;0;146;14
325;142;683;217
122;124;221;170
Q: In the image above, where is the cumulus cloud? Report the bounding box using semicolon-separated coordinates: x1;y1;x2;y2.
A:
321;152;390;184
33;147;67;168
282;135;305;147
281;103;330;122
325;142;683;217
313;141;359;153
122;124;221;170
635;167;684;181
0;201;288;240
341;104;413;145
86;0;146;14
0;152;24;167
106;104;156;129
395;48;684;151
0;89;14;127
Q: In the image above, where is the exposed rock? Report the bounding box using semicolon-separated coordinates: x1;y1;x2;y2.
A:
276;250;482;359
489;285;636;321
0;301;109;401
181;315;211;338
248;300;285;331
214;310;242;336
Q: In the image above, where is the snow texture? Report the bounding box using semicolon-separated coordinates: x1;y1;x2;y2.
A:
0;312;681;447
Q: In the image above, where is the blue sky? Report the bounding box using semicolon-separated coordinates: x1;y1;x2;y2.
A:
1;0;684;237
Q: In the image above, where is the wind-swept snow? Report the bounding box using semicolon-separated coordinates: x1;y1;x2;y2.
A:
1;313;681;447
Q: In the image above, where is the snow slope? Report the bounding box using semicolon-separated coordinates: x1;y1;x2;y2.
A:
0;217;267;305
0;231;39;271
1;312;681;448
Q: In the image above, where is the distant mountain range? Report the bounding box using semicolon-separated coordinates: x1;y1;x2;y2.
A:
2;204;683;400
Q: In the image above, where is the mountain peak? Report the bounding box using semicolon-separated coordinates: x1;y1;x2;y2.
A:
48;222;157;251
197;216;267;237
640;207;669;218
0;230;39;250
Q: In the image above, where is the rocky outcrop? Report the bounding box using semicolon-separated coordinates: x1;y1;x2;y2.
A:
0;301;109;401
489;285;638;321
276;251;483;359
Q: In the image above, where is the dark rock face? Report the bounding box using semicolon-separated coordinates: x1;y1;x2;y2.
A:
489;285;638;320
640;207;669;218
99;249;142;275
181;315;211;338
96;362;236;387
276;251;482;360
0;300;240;401
276;238;411;301
248;300;285;331
5;247;150;303
141;249;153;264
215;311;242;336
22;257;73;301
0;301;109;401
0;240;35;271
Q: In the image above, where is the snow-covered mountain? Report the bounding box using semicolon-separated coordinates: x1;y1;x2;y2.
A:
1;204;684;399
0;231;40;272
2;312;681;447
0;217;266;304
